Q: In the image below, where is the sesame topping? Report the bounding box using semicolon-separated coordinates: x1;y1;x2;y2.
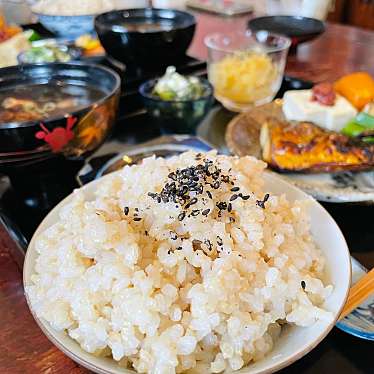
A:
145;156;253;225
202;208;210;216
256;194;270;209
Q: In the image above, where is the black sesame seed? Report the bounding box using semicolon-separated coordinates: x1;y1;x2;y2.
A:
217;236;223;246
133;217;142;222
241;194;250;200
206;191;212;199
191;210;200;217
230;194;238;201
213;181;220;189
216;202;227;210
228;203;232;212
301;281;306;290
202;208;210;216
157;196;161;203
256;193;270;209
204;239;212;250
168;249;172;255
145;231;148;236
178;212;186;221
231;187;240;192
186;198;198;208
177;246;182;250
229;217;236;223
124;207;129;215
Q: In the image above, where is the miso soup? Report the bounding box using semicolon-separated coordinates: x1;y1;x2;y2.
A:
0;82;106;124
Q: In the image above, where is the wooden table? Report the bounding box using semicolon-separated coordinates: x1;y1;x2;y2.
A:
1;11;374;374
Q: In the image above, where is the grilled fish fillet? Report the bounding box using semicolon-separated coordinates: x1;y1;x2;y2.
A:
260;119;374;173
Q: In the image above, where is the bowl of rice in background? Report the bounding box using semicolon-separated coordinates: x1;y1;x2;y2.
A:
24;151;351;374
31;0;119;38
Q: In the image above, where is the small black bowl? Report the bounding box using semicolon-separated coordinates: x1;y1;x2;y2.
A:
139;77;214;135
248;16;325;51
95;8;196;73
0;62;120;171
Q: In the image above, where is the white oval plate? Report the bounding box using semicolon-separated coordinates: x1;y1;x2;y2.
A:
23;172;351;374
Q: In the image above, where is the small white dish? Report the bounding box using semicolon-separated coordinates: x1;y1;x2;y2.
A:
23;171;351;374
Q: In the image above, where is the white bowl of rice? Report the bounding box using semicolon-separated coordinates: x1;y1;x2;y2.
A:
31;0;145;38
24;151;351;374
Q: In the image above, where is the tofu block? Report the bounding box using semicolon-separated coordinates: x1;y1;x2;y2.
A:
282;90;357;132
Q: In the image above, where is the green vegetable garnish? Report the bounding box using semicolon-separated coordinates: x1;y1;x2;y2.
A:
158;90;176;101
362;136;374;144
28;30;41;42
354;112;374;129
153;66;205;101
22;45;71;63
342;112;374;140
341;121;366;137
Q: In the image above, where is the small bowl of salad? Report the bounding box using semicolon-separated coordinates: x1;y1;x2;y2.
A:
17;40;82;64
139;66;214;134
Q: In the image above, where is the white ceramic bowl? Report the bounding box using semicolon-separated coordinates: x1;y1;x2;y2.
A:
23;171;351;374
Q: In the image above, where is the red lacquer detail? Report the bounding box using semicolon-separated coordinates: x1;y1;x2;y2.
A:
35;116;77;152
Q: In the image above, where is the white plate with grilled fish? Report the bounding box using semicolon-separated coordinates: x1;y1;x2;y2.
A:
225;100;374;203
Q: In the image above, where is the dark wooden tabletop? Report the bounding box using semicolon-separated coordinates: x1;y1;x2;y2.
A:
1;10;374;374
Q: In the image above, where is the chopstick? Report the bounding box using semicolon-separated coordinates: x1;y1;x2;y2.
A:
339;268;374;320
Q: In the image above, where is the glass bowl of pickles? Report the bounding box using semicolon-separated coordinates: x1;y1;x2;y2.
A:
139;66;214;134
205;30;291;112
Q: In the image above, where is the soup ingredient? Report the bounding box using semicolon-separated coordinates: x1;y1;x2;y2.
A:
20;45;73;63
0;31;31;68
26;151;333;373
334;72;374;110
32;0;115;16
261;119;374;173
283;89;357;132
208;51;278;104
0;83;105;124
311;83;336;106
153;66;205;100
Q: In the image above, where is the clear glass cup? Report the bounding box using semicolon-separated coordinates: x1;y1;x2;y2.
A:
205;30;291;112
